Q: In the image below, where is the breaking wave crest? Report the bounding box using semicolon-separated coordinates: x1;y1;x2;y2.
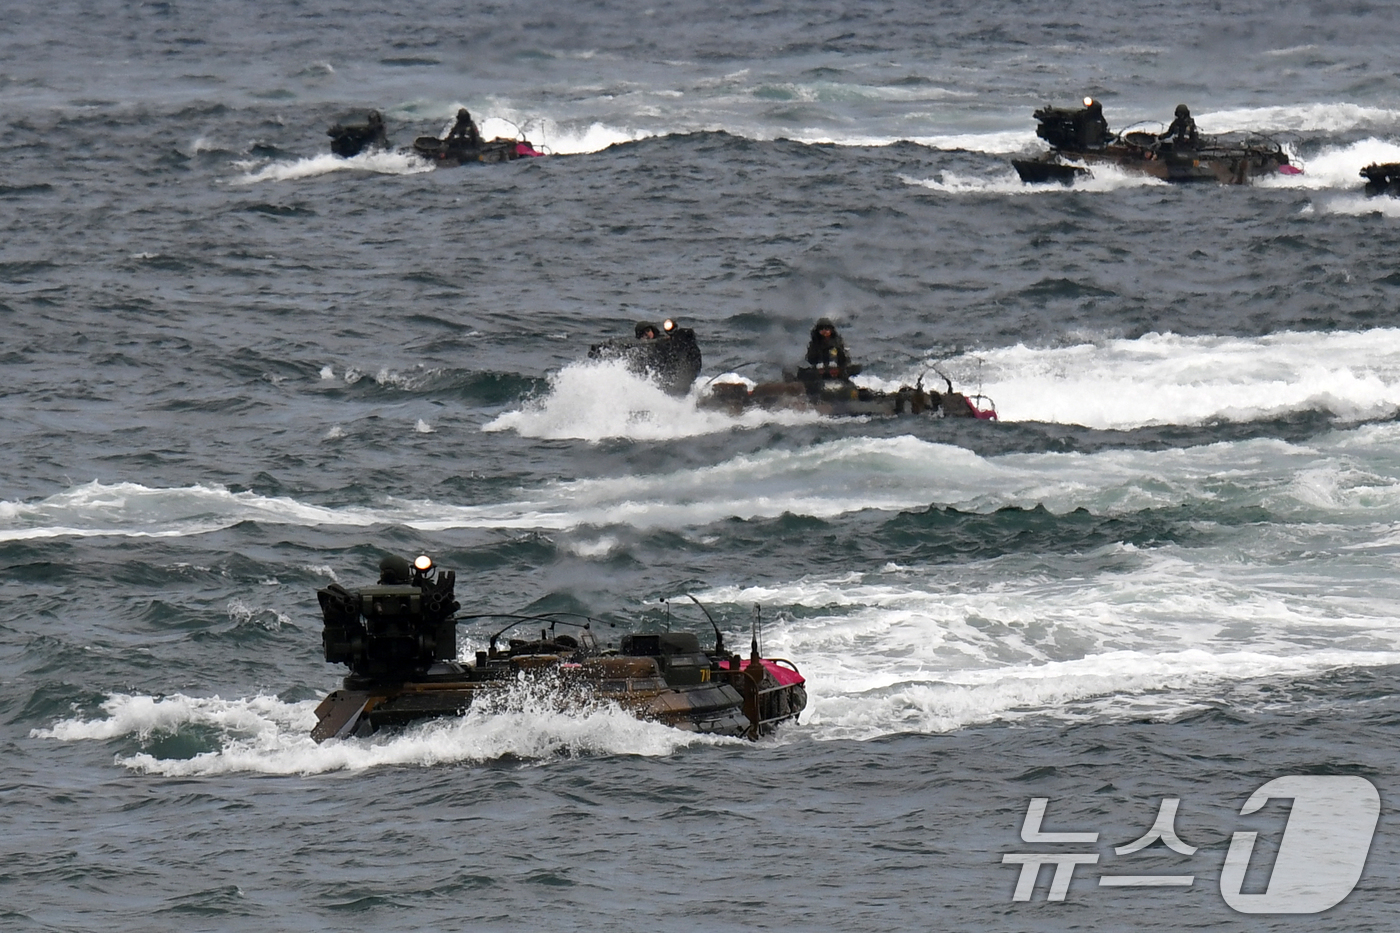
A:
12;417;1400;537
964;327;1400;428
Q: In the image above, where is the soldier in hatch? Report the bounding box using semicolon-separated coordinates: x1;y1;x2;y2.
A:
635;321;660;340
366;111;388;144
446;108;482;149
1076;98;1110;148
1159;104;1199;149
805;318;853;378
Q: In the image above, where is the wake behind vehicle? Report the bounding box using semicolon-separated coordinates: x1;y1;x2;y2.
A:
1012;100;1295;185
312;555;806;742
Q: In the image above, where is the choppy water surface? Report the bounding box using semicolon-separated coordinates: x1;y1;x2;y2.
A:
5;1;1400;930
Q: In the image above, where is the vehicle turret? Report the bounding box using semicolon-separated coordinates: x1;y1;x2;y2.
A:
317;554;460;684
588;318;703;395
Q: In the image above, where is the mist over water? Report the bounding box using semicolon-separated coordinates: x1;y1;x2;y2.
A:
5;0;1400;930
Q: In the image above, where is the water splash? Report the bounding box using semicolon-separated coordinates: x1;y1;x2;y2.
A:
234;149;433;183
483;357;820;441
902;160;1169;196
35;678;725;775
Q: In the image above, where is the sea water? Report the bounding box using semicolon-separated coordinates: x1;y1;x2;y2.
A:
5;1;1400;930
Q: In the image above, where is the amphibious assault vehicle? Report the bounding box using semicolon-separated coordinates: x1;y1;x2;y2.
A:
326;112;543;165
312;555;806;742
1012;103;1295;185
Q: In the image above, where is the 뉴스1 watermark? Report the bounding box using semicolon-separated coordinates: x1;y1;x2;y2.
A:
1002;775;1379;914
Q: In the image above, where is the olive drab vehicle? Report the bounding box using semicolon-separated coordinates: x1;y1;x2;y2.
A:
312;556;806;742
326;110;544;164
1012;100;1295;185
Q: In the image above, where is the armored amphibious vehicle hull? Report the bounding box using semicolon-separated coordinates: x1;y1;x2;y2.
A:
325;120;542;165
311;557;805;742
313;650;805;742
1014;135;1293;185
702;368;997;419
410;135;543;166
1014;104;1294;185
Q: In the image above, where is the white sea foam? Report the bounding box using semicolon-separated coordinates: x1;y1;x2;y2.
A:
341;365;440;389
1259;138;1400;190
35;681;725;775
226;599;288;632
234;149;433;184
563;535;621;558
533;120;657;155
13;419;1400;540
1202;102;1400;136
802;647;1400;740
1311;193;1400;219
34;692;312;743
948;328;1400;429
0;480;386;542
901;160;1168;195
698;543;1400;740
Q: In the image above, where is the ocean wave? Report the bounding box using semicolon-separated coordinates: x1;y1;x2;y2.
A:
802;647;1400;740
13;418;1400;537
954;327;1400;428
1202;102;1400;136
699;550;1400;739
